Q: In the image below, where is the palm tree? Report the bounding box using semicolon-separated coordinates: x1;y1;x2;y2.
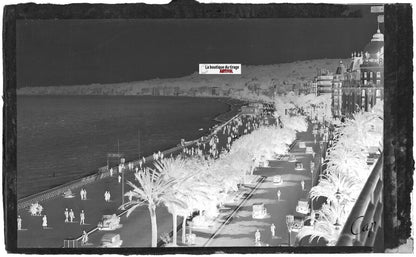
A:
153;156;216;245
120;168;185;247
309;171;361;206
297;203;341;246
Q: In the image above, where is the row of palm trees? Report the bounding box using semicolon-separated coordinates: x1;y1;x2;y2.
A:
297;101;383;245
120;108;305;247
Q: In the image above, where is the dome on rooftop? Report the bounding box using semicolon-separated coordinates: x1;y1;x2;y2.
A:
363;29;384;56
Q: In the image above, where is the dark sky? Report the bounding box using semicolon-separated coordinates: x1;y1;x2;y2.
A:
16;7;380;88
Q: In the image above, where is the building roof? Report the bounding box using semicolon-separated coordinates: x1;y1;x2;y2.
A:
363;29;384;56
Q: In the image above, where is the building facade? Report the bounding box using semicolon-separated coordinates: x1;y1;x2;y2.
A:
332;27;384;118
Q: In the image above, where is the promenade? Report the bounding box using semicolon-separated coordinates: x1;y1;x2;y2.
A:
83;119;325;248
17;112;262;248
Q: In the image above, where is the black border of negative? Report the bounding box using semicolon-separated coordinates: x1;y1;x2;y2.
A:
2;1;413;254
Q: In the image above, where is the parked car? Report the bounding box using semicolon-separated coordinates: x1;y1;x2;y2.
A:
273;175;283;185
291;216;305;233
100;233;122;248
288;154;297;162
296;200;310;215
294;162;304;170
305;147;314;154
252;203;270;219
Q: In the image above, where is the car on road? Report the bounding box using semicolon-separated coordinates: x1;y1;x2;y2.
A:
294;162;304;170
100;233;122;248
272;175;283;185
252;203;270;219
296;199;310;215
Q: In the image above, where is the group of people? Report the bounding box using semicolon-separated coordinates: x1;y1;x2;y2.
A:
80;188;87;200
152;151;164;161
104;190;111;202
254;223;276;245
64;208;76;223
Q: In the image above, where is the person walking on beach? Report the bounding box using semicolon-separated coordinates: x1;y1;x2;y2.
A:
301;180;305;191
80;210;85;225
255;229;261;243
270;223;276;238
17;215;22;230
64;208;69;223
277;190;281;201
69;209;75;223
42;215;48;229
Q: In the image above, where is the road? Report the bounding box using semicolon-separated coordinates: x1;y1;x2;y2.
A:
199;123;325;247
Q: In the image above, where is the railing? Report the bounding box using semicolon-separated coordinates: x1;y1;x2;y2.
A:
336;154;383;248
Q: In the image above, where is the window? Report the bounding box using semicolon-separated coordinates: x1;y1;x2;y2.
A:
364;72;367;78
376;89;381;97
376;71;381;78
376;80;381;85
370;72;373;78
361;89;366;97
364;80;368;85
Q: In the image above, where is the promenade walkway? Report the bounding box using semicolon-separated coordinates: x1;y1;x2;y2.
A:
17;113;262;248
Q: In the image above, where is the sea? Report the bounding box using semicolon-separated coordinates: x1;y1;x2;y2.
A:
17;95;233;199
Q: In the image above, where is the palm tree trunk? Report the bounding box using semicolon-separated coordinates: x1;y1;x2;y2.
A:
172;211;177;245
182;215;187;244
149;205;157;247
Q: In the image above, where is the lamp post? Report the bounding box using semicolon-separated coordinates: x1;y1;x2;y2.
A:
310;162;314;212
120;158;126;208
286;215;294;246
334;188;342;231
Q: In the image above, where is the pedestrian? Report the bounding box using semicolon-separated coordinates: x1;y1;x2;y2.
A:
270;223;276;238
82;230;88;245
69;209;75;223
64;208;69;223
255;229;261;243
135;167;138;173
80;210;85;225
301;180;305;191
139;160;142;169
110;168;113;177
83;189;87;200
42;215;48;229
118;175;121;184
80;188;84;200
142;156;146;163
277;190;281;201
17;215;22;230
104;191;108;202
107;191;111;202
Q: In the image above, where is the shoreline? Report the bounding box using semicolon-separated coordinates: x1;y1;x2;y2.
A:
17;96;247;204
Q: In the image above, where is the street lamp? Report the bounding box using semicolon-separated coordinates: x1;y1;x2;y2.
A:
334;188;342;230
286;215;295;246
120;158;126;209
